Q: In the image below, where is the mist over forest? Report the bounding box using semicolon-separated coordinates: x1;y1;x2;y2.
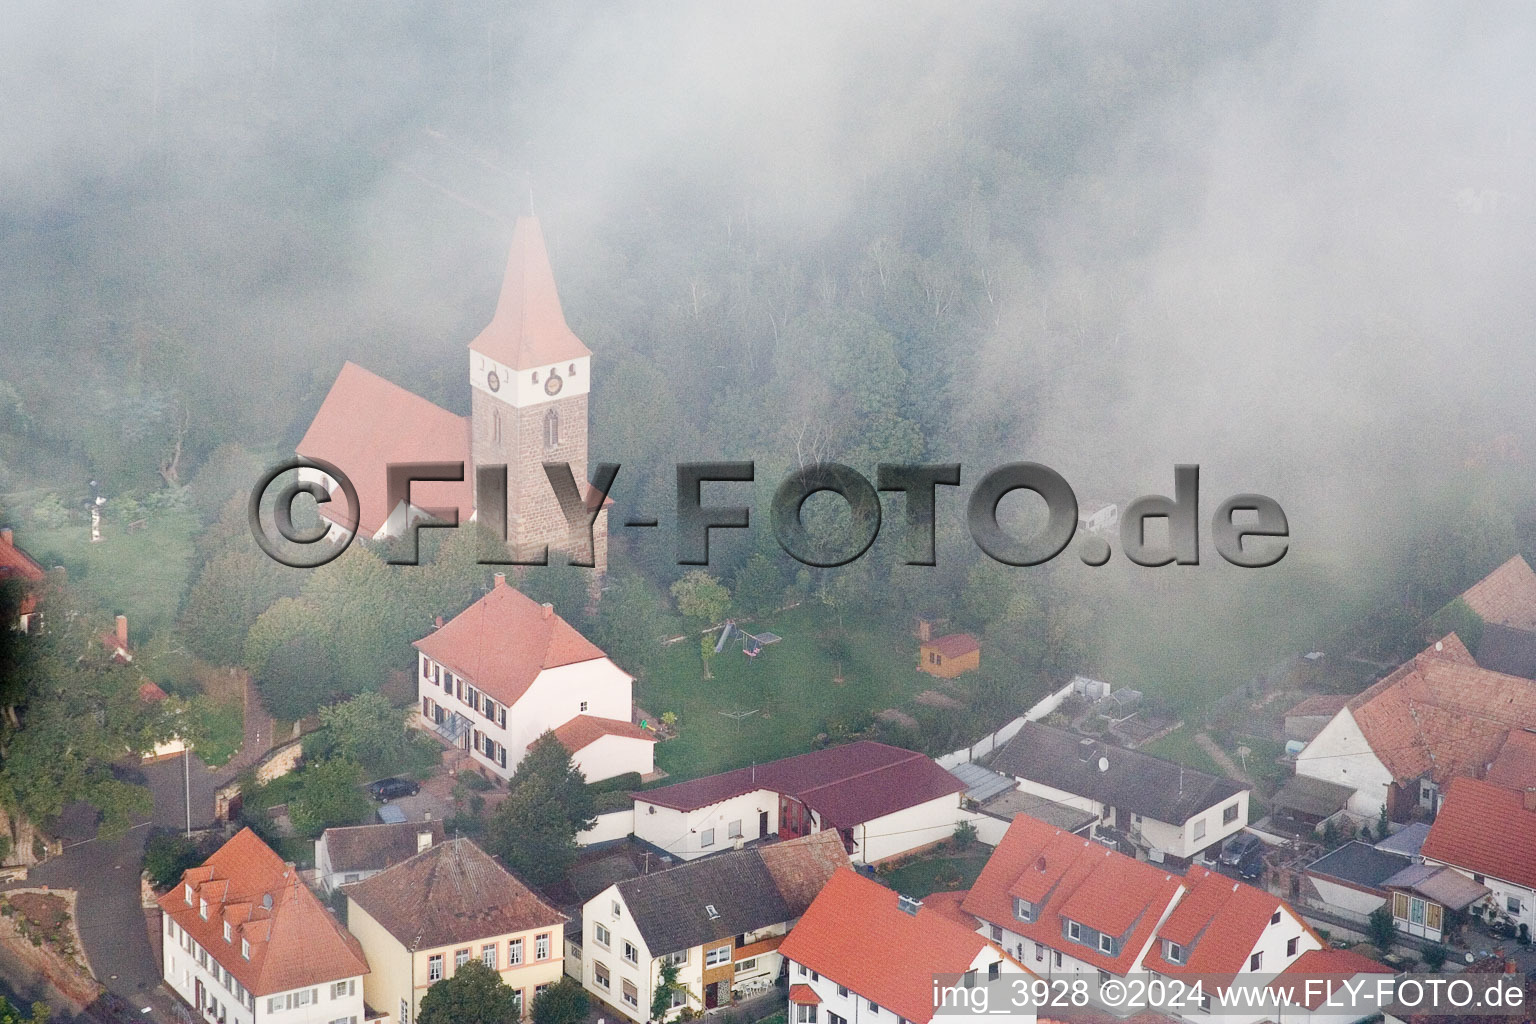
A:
4;1;1536;710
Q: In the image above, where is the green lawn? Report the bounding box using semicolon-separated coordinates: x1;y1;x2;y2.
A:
1139;725;1223;777
880;850;991;899
639;605;929;782
11;507;199;636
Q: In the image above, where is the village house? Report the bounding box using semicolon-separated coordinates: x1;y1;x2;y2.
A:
414;572;653;783
1283;695;1352;743
0;527;45;632
296;216;609;568
1302;841;1413;918
959;814;1321;1024
580;832;847;1021
779;867;1029;1024
1265;949;1396;1024
631;741;969;865
988;723;1249;866
1419;776;1536;939
345;837;566;1024
1294;634;1536;819
314;819;444;894
158;828;370;1024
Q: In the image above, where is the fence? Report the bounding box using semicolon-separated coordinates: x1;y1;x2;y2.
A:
934;676;1090;770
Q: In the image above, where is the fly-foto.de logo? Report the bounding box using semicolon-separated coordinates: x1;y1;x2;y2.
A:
248;460;1288;571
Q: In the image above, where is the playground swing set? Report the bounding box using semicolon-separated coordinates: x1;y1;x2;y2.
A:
715;620;784;659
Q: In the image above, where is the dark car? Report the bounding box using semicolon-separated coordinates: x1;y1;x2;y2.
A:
367;777;420;801
1218;832;1263;867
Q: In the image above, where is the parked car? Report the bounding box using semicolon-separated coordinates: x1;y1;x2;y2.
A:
1219;832;1263;868
368;777;420;801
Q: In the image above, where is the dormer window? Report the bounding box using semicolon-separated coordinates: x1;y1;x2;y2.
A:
241;938;250;960
1013;897;1036;923
1165;941;1183;964
1066;920;1081;941
1098;933;1113;954
199;898;208;920
184;883;194;906
223;921;232;943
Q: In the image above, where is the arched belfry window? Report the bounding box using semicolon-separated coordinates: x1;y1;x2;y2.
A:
543;409;559;448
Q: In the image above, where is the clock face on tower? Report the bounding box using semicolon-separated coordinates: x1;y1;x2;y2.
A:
544;371;563;396
486;370;500;392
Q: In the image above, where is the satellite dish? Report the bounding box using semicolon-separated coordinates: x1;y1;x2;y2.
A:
1097;756;1110;773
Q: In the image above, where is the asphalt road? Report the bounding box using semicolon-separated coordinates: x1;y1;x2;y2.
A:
26;754;220;1021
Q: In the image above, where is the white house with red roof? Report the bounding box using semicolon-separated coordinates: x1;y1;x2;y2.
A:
959;815;1321;1024
296;216;608;568
631;741;972;865
1295;633;1536;819
414;572;652;783
780;868;1031;1024
1266;949;1395;1024
1420;776;1536;936
158;827;370;1024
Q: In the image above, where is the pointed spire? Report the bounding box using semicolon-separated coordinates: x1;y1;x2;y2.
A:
469;216;590;370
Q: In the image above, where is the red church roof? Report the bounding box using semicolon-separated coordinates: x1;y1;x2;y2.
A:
413;575;611;708
157;828;369;996
296;362;474;537
469;217;590;371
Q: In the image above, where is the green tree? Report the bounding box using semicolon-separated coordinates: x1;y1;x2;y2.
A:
732;554;786;618
287;758;369;838
510;734;595;834
670;570;730;626
1422;943;1449;970
484;774;581;887
591;573;671;679
1366;905;1397;952
254;633;339;720
418;958;522;1024
179;548;300;665
318;692;408;770
531;977;589;1024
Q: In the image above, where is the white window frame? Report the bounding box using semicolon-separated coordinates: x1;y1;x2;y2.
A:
705;945;731;968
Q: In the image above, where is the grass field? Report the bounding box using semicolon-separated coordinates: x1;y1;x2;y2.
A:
1139;725;1223;777
639;605;930;782
10;507;199;636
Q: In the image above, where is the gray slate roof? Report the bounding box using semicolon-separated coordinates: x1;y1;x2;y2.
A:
1305;841;1409;892
615;832;847;956
319;819;445;873
989;722;1246;825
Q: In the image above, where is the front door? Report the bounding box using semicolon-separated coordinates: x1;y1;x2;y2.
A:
759;810;769;837
705;983;720;1009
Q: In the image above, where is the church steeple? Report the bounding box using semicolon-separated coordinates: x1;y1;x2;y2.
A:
469;216;590;371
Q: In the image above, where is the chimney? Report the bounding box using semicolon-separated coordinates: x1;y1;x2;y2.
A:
493;572;507;589
0;528;11;546
418;829;435;852
115;614;129;646
1078;738;1096;762
542;602;554;619
1524;789;1536;813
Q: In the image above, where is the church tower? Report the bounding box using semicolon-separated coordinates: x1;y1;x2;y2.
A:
469;217;607;570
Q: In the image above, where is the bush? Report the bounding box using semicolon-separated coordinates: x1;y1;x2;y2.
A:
143;832;202;889
952;820;978;851
588;771;643;795
531;978;588;1024
1366;906;1397;951
1422;943;1449;970
593;790;632;814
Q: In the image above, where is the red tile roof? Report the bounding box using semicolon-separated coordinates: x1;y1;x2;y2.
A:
635;741;965;829
296;361;474;537
0;531;45;585
788;985;820;1006
139;681;169;702
1485;729;1536;790
414;575;611;708
1144;866;1317;979
1284;694;1351;719
1269;949;1394;1009
780;868;1006;1024
157;828;368;995
960;815;1183;976
923;634;979;659
469;217;591;371
552;714;656;753
1343;634;1536;785
1421;776;1536;889
1461;556;1536;631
